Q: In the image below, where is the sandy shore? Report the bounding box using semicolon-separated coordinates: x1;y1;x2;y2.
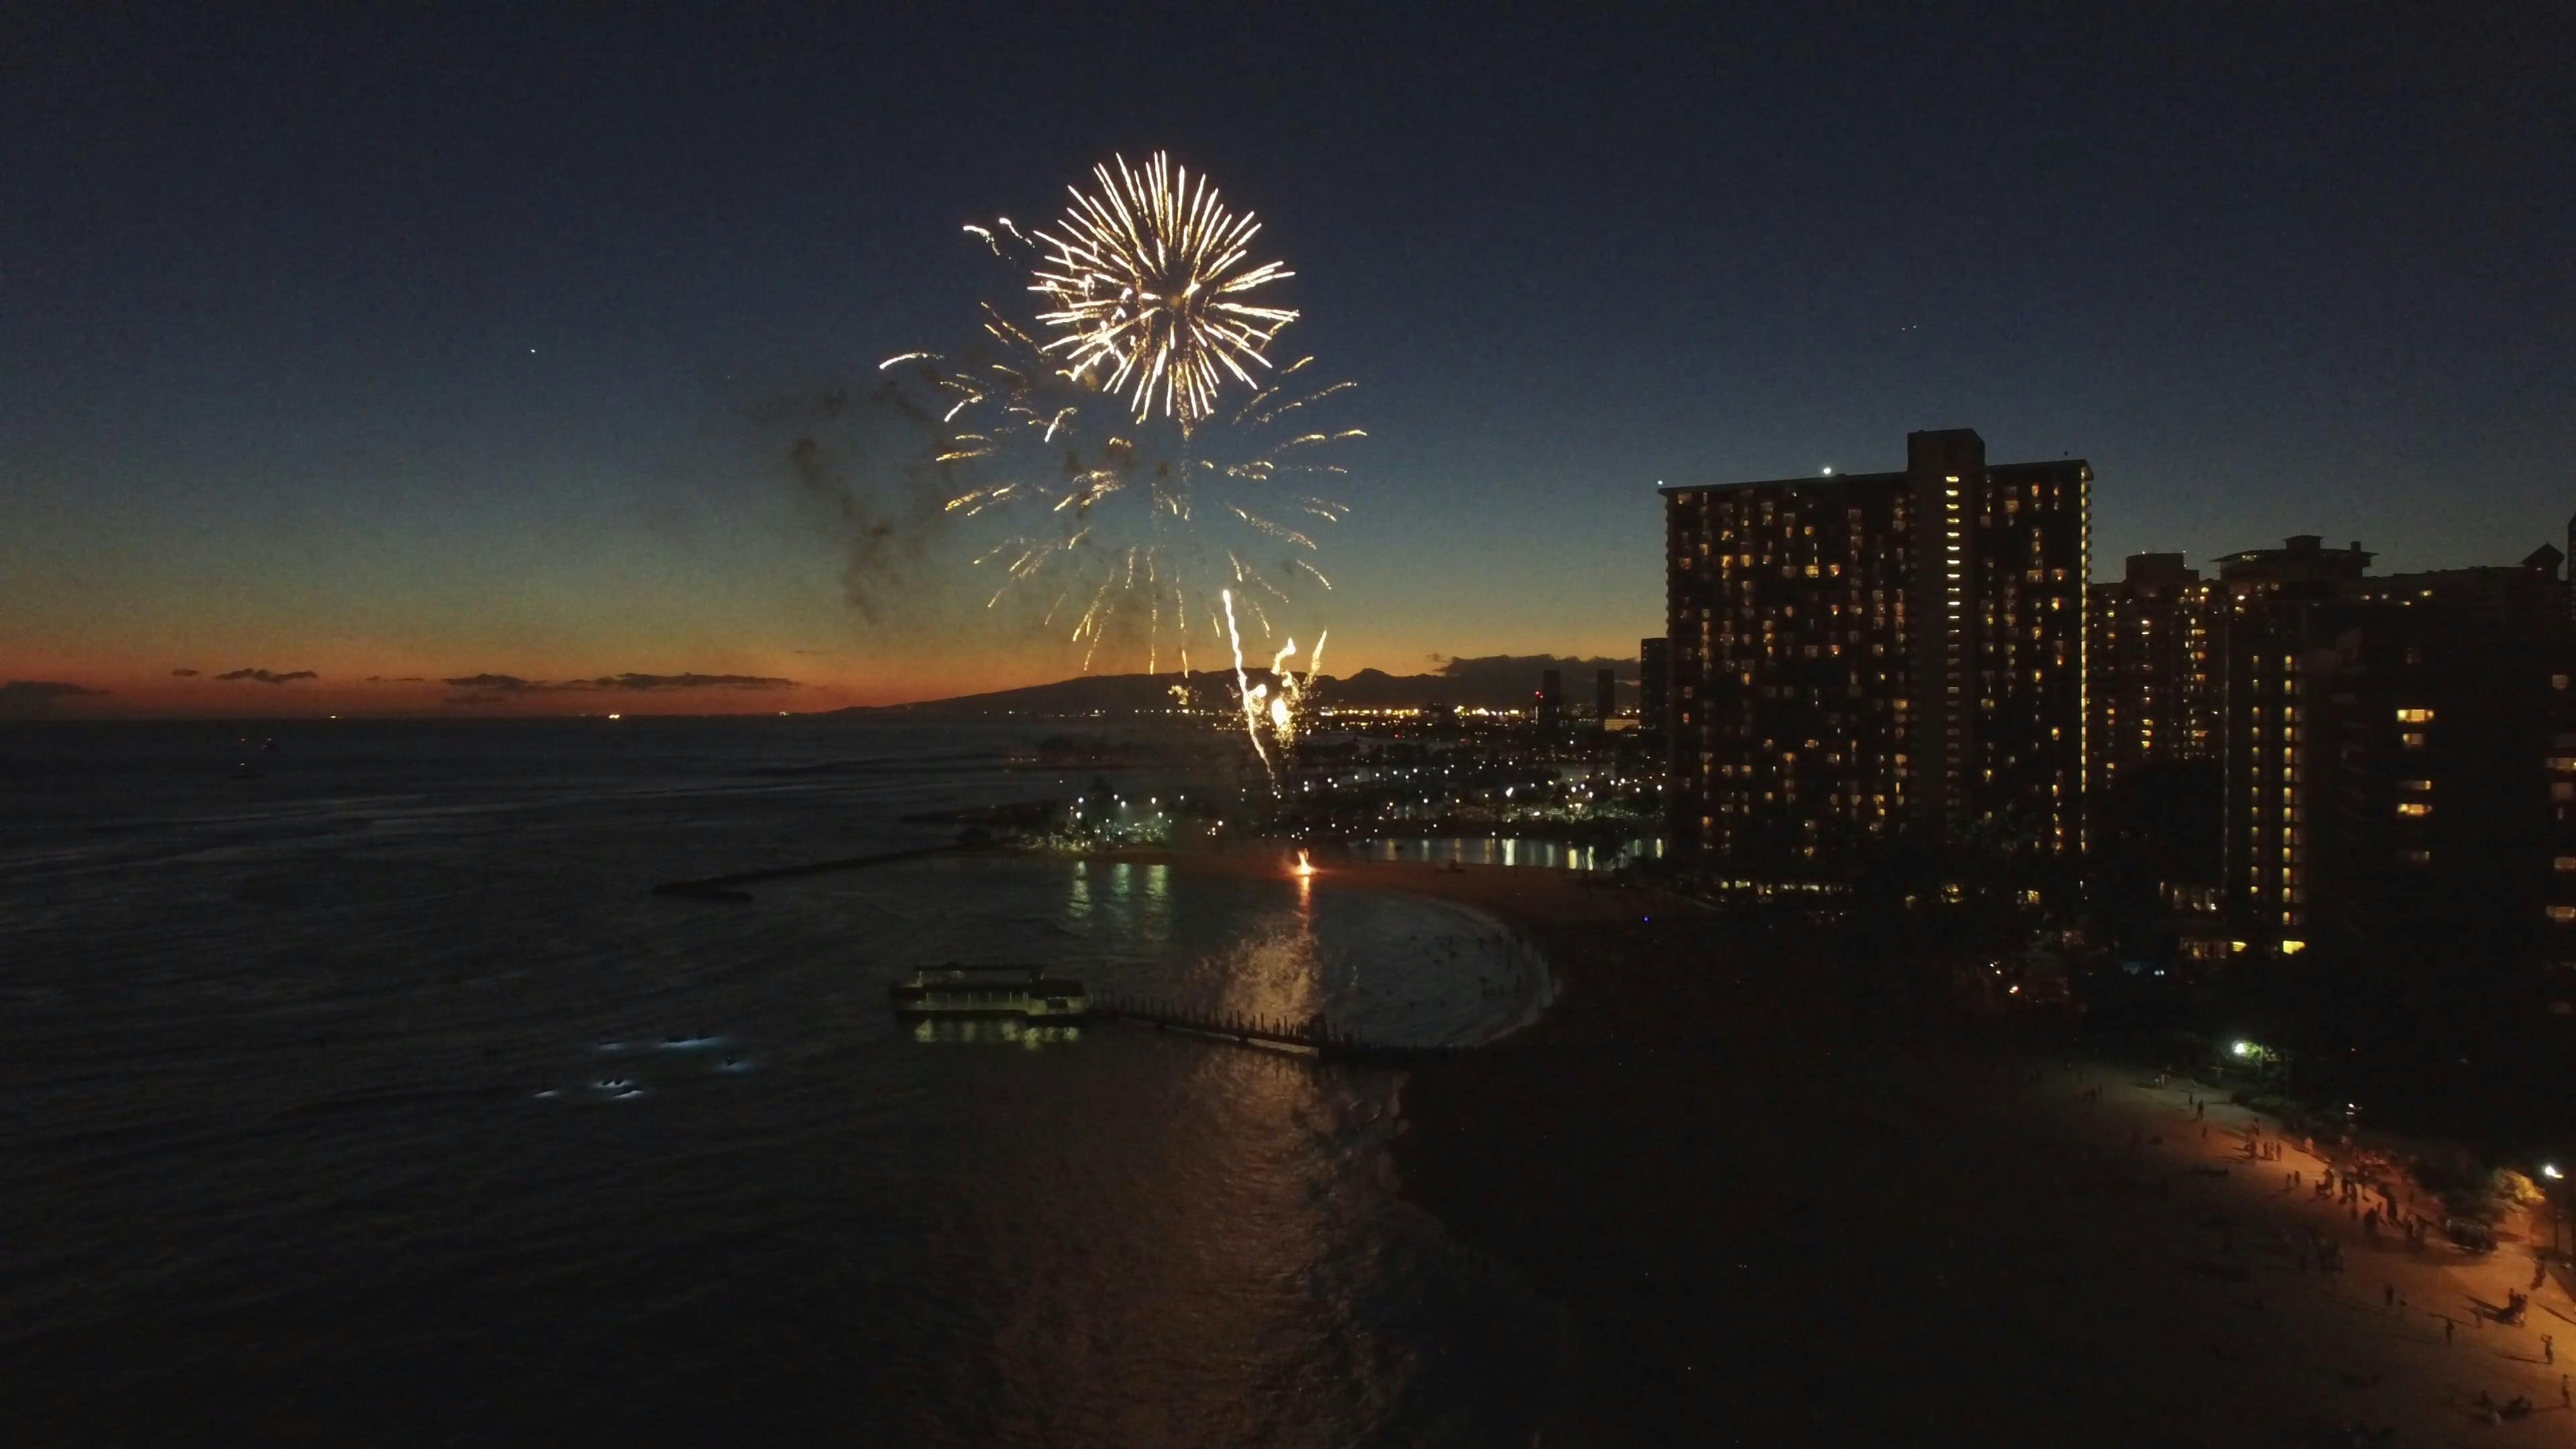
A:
1134;851;2576;1446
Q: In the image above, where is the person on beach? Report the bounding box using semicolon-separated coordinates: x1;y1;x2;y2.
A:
2547;1334;2555;1364
2561;1373;2569;1407
2446;1317;2455;1344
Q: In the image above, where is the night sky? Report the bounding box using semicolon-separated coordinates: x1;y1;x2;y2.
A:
9;6;2573;715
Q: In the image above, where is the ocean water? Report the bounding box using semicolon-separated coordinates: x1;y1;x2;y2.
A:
0;719;1560;1445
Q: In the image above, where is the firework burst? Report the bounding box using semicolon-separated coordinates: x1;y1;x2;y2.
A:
881;158;1356;665
1025;152;1300;430
877;156;1356;787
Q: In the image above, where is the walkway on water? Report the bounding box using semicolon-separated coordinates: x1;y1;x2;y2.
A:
1087;994;1464;1065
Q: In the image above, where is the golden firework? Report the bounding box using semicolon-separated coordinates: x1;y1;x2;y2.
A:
868;156;1356;770
1030;152;1299;429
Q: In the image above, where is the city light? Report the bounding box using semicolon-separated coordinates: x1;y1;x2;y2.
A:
2232;1040;2253;1057
2546;1164;2565;1181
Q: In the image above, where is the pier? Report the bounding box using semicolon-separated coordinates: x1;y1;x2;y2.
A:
1088;994;1460;1065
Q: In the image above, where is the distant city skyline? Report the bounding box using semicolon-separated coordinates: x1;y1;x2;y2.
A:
8;8;2571;714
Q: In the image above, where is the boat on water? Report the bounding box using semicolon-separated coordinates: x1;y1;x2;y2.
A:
888;964;1088;1020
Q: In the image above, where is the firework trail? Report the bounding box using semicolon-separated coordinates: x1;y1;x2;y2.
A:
1221;588;1326;790
877;152;1361;753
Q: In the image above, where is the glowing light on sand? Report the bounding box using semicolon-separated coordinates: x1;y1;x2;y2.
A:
1293;849;1315;876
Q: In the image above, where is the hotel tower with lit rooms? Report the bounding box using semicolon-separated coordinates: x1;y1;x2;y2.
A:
1662;429;2090;889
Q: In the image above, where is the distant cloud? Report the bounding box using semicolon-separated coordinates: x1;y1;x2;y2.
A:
598;673;798;692
215;668;319;685
0;680;110;718
436;672;800;704
362;676;427;684
170;667;200;677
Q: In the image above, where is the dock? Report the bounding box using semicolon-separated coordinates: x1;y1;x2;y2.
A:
1088;994;1462;1065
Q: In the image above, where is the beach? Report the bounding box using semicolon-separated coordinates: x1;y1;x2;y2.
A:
1250;856;2576;1445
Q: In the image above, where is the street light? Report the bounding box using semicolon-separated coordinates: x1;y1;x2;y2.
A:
2233;1040;2253;1058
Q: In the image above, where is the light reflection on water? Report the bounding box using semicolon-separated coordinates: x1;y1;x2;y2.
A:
1355;834;1668;871
910;1018;1084;1048
0;723;1561;1445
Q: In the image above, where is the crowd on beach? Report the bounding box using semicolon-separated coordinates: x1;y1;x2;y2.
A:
1321;862;2576;1443
2057;1057;2573;1442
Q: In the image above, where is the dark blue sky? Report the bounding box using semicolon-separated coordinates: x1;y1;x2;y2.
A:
8;4;2573;710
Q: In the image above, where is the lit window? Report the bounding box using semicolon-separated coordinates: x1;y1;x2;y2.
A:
2401;732;2426;749
2555;857;2576;873
2401;849;2431;865
2401;780;2432;792
2396;708;2433;723
2280;940;2306;955
2553;906;2576;925
2396;802;2431;817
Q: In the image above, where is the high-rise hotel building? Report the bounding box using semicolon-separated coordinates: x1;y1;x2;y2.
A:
1662;429;2090;882
2086;553;2216;792
2210;537;2373;947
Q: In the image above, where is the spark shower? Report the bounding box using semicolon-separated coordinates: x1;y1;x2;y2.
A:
877;153;1360;778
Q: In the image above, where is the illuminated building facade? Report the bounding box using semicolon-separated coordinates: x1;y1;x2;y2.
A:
2357;547;2565;624
2086;553;2215;790
1538;668;1563;729
2211;537;2373;951
1662;429;2090;881
2314;593;2576;1025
